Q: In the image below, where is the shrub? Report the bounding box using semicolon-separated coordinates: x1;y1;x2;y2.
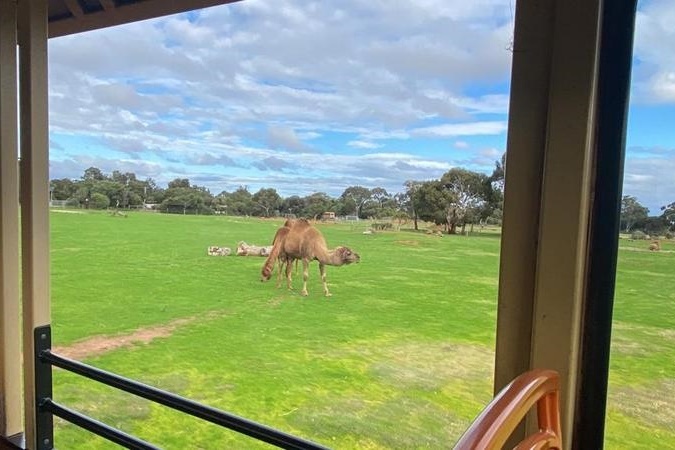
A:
65;197;80;208
630;230;648;240
89;193;110;210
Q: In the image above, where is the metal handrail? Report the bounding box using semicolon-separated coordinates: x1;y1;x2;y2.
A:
35;326;329;450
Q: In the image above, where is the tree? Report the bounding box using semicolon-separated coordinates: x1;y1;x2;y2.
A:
161;180;215;215
218;186;254;216
50;178;77;201
340;186;372;218
302;192;334;219
440;168;489;233
82;167;106;182
403;180;422;230
642;216;668;236
252;188;281;217
484;153;506;224
168;178;191;189
620;196;649;232
280;195;304;217
414;181;454;230
661;201;675;231
370;187;390;208
89;192;110;209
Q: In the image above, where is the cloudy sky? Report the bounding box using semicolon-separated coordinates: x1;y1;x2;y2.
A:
48;0;675;213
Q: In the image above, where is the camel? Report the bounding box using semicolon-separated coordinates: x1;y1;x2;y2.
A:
261;220;298;288
261;219;360;296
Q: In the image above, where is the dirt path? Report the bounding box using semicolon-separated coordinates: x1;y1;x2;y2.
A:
52;312;223;360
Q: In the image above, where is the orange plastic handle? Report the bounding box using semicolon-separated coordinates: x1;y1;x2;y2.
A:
454;369;562;450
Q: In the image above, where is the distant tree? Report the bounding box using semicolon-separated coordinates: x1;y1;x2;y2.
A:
642;216;668;236
620;196;649;233
415;181;454;230
280;195;305;217
403;180;422;230
302;192;334;219
220;186;254;216
161;181;214;215
50;178;77;200
484;153;506;224
91;180;124;207
168;178;191;189
440;168;489;233
82;166;106;182
89;192;110;209
370;187;390;208
340;186;372;218
490;152;506;193
661;201;675;231
252;188;282;217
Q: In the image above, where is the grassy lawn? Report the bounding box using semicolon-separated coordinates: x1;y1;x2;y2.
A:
49;211;675;448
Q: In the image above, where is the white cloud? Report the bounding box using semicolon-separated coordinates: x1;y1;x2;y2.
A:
348;141;383;149
44;0;675;206
412;121;507;137
623;150;675;213
631;0;675;103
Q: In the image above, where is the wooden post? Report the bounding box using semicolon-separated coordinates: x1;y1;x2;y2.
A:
0;0;23;440
495;0;602;445
18;0;51;447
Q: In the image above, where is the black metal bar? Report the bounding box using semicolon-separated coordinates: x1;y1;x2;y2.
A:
39;399;159;450
34;326;54;450
39;350;329;450
574;1;638;448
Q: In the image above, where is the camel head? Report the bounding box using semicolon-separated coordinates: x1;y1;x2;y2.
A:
335;246;360;265
261;265;273;282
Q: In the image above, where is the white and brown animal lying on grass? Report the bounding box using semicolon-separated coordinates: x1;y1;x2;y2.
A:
648;240;660;251
236;241;273;256
207;246;231;256
260;218;360;296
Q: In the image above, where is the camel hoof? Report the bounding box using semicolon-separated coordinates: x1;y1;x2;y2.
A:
300;290;308;297
324;292;332;297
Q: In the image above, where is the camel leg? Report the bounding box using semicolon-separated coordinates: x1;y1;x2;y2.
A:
275;258;283;288
319;263;331;297
285;258;294;290
300;259;309;296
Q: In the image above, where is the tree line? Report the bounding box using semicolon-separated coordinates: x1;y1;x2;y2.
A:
50;157;506;233
620;195;675;237
52;161;674;237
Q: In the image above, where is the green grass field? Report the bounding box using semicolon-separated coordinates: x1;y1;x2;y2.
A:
49;211;675;449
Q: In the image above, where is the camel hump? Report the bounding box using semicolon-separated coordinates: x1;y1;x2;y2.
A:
293;218;312;229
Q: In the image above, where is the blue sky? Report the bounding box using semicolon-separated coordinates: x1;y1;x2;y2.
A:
48;0;675;213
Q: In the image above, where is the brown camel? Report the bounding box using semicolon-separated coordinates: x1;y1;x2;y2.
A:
261;219;360;296
261;220;298;288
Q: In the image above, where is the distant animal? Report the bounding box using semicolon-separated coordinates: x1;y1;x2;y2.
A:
648;240;660;251
236;241;273;256
207;246;231;256
261;219;360;296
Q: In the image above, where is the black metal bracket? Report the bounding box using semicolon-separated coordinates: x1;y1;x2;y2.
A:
34;325;54;450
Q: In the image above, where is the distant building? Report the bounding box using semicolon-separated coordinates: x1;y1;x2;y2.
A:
321;211;336;221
